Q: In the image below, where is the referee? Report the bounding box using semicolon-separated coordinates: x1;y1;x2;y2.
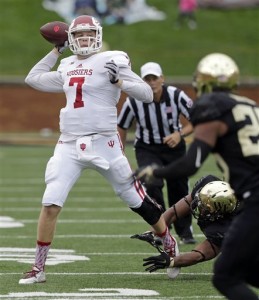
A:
118;62;196;244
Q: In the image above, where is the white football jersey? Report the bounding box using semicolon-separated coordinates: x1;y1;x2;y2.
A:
25;50;153;137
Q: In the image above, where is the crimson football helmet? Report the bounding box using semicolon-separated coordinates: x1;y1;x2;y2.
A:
192;53;240;96
68;15;102;56
191;180;237;221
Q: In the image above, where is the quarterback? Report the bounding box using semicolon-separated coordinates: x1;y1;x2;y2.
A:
19;15;177;284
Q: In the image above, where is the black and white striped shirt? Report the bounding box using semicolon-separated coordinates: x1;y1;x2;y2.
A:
117;85;193;144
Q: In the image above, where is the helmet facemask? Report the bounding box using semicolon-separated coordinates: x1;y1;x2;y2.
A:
68;15;102;56
191;181;237;221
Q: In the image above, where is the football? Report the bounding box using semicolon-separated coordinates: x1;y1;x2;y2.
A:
40;21;69;46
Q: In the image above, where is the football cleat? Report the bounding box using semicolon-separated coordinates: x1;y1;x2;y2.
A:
136;231;181;279
166;266;181;279
19;266;46;284
166;238;181;279
131;231;163;252
163;234;179;258
131;231;179;257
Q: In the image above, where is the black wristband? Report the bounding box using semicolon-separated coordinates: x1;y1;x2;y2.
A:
191;249;206;261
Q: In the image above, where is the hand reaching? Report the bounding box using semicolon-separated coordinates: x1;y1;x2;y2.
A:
104;60;119;84
143;251;173;273
132;163;158;185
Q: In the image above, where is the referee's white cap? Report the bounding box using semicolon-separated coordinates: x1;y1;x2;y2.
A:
141;62;163;78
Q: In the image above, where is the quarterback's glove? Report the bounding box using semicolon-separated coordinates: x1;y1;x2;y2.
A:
104;60;119;84
132;163;158;185
55;40;69;54
131;231;163;251
143;251;174;273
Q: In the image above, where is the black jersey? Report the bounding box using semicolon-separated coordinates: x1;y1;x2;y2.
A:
190;92;259;198
191;175;234;248
198;219;232;248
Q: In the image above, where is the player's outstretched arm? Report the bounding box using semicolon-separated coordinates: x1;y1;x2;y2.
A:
172;239;219;267
143;239;219;272
163;195;192;226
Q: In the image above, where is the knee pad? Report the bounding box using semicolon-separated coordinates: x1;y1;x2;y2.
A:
131;195;162;225
45;155;64;184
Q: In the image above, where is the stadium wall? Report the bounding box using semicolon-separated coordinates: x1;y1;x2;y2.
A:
0;82;258;132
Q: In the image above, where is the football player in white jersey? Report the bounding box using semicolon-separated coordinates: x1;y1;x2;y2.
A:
19;15;178;284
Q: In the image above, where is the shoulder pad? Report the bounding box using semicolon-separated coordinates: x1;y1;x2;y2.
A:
57;56;75;72
105;50;131;68
190;92;236;126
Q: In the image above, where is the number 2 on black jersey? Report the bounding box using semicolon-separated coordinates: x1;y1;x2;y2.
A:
232;96;259;157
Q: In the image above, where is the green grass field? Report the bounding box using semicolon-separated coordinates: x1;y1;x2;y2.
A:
0;143;231;300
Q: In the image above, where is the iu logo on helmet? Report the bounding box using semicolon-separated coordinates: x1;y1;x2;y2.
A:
80;143;86;151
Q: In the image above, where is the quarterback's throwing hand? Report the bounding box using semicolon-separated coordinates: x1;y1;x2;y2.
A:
132;164;158;185
104;60;119;84
143;251;173;273
55;41;69;54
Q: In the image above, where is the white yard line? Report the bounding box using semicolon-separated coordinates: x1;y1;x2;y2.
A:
0;234;205;239
1;207;129;212
19;219;144;223
0;178;102;184
0;187;111;192
1;271;213;276
0;197;117;202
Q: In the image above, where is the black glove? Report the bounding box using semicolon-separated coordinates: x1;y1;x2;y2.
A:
131;231;162;250
104;60;119;84
132;163;158;185
143;251;173;273
55;41;69;54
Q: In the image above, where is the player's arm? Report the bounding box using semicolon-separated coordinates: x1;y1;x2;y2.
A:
155;122;220;179
134;121;224;183
25;50;64;93
173;239;220;267
163;195;192;226
131;195;192;245
143;239;220;272
105;54;153;103
118;68;153;103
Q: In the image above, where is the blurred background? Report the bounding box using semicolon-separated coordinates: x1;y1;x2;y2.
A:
0;0;259;143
